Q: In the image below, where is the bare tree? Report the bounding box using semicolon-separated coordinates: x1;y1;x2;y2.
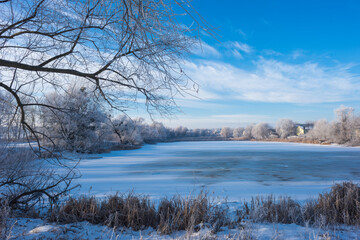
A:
275;119;295;138
0;0;211;208
0;0;211;152
0;145;78;209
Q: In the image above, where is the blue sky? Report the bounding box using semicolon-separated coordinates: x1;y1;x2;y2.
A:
146;0;360;128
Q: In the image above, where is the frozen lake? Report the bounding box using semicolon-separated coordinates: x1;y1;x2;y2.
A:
76;141;360;201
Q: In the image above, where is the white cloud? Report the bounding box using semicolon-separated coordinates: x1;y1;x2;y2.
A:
184;58;360;104
262;49;282;56
235;29;247;38
230;41;252;53
292;50;305;59
232;49;243;59
161;114;275;128
192;41;221;57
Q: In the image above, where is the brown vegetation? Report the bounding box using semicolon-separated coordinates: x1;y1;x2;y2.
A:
2;182;358;236
303;182;360;226
50;192;231;234
46;182;360;235
50;193;157;231
246;195;303;224
157;193;230;234
241;182;360;227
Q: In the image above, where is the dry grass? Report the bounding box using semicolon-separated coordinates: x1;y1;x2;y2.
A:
158;193;230;234
242;182;360;227
43;182;360;236
303;182;360;226
246;195;303;225
50;192;231;234
50;193;157;231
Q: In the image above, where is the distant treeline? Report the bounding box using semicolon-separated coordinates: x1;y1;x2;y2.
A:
1;88;360;153
214;105;360;146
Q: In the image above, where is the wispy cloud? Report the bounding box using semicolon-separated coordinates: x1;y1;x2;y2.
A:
262;49;282;56
232;49;243;59
185;58;360;104
235;28;247;38
161;114;275;128
292;50;305;59
192;41;221;58
229;41;253;53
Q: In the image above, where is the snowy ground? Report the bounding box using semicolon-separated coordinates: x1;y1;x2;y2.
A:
6;217;360;239
72;141;360;202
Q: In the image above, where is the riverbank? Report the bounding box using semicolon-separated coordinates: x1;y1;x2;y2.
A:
250;137;332;145
160;136;333;146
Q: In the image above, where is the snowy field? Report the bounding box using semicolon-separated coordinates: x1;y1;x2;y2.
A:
74;141;360;201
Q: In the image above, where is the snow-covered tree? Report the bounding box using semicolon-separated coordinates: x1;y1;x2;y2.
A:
233;127;244;138
251;123;270;140
243;125;254;139
220;127;233;138
307;119;331;141
333;105;354;143
151;122;169;141
110;115;143;145
275;119;295;138
41;88;107;152
174;126;188;137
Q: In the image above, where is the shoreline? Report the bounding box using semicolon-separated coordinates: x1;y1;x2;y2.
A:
159;136;334;146
249;137;332;145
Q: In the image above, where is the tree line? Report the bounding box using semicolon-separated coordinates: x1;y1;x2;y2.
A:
2;87;359;153
219;105;360;145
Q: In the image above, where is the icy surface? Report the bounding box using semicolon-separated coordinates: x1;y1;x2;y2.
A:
74;141;360;201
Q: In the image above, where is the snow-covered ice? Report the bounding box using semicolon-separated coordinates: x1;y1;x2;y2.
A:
73;141;360;201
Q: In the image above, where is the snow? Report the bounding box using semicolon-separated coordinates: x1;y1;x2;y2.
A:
72;141;360;202
6;218;360;239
